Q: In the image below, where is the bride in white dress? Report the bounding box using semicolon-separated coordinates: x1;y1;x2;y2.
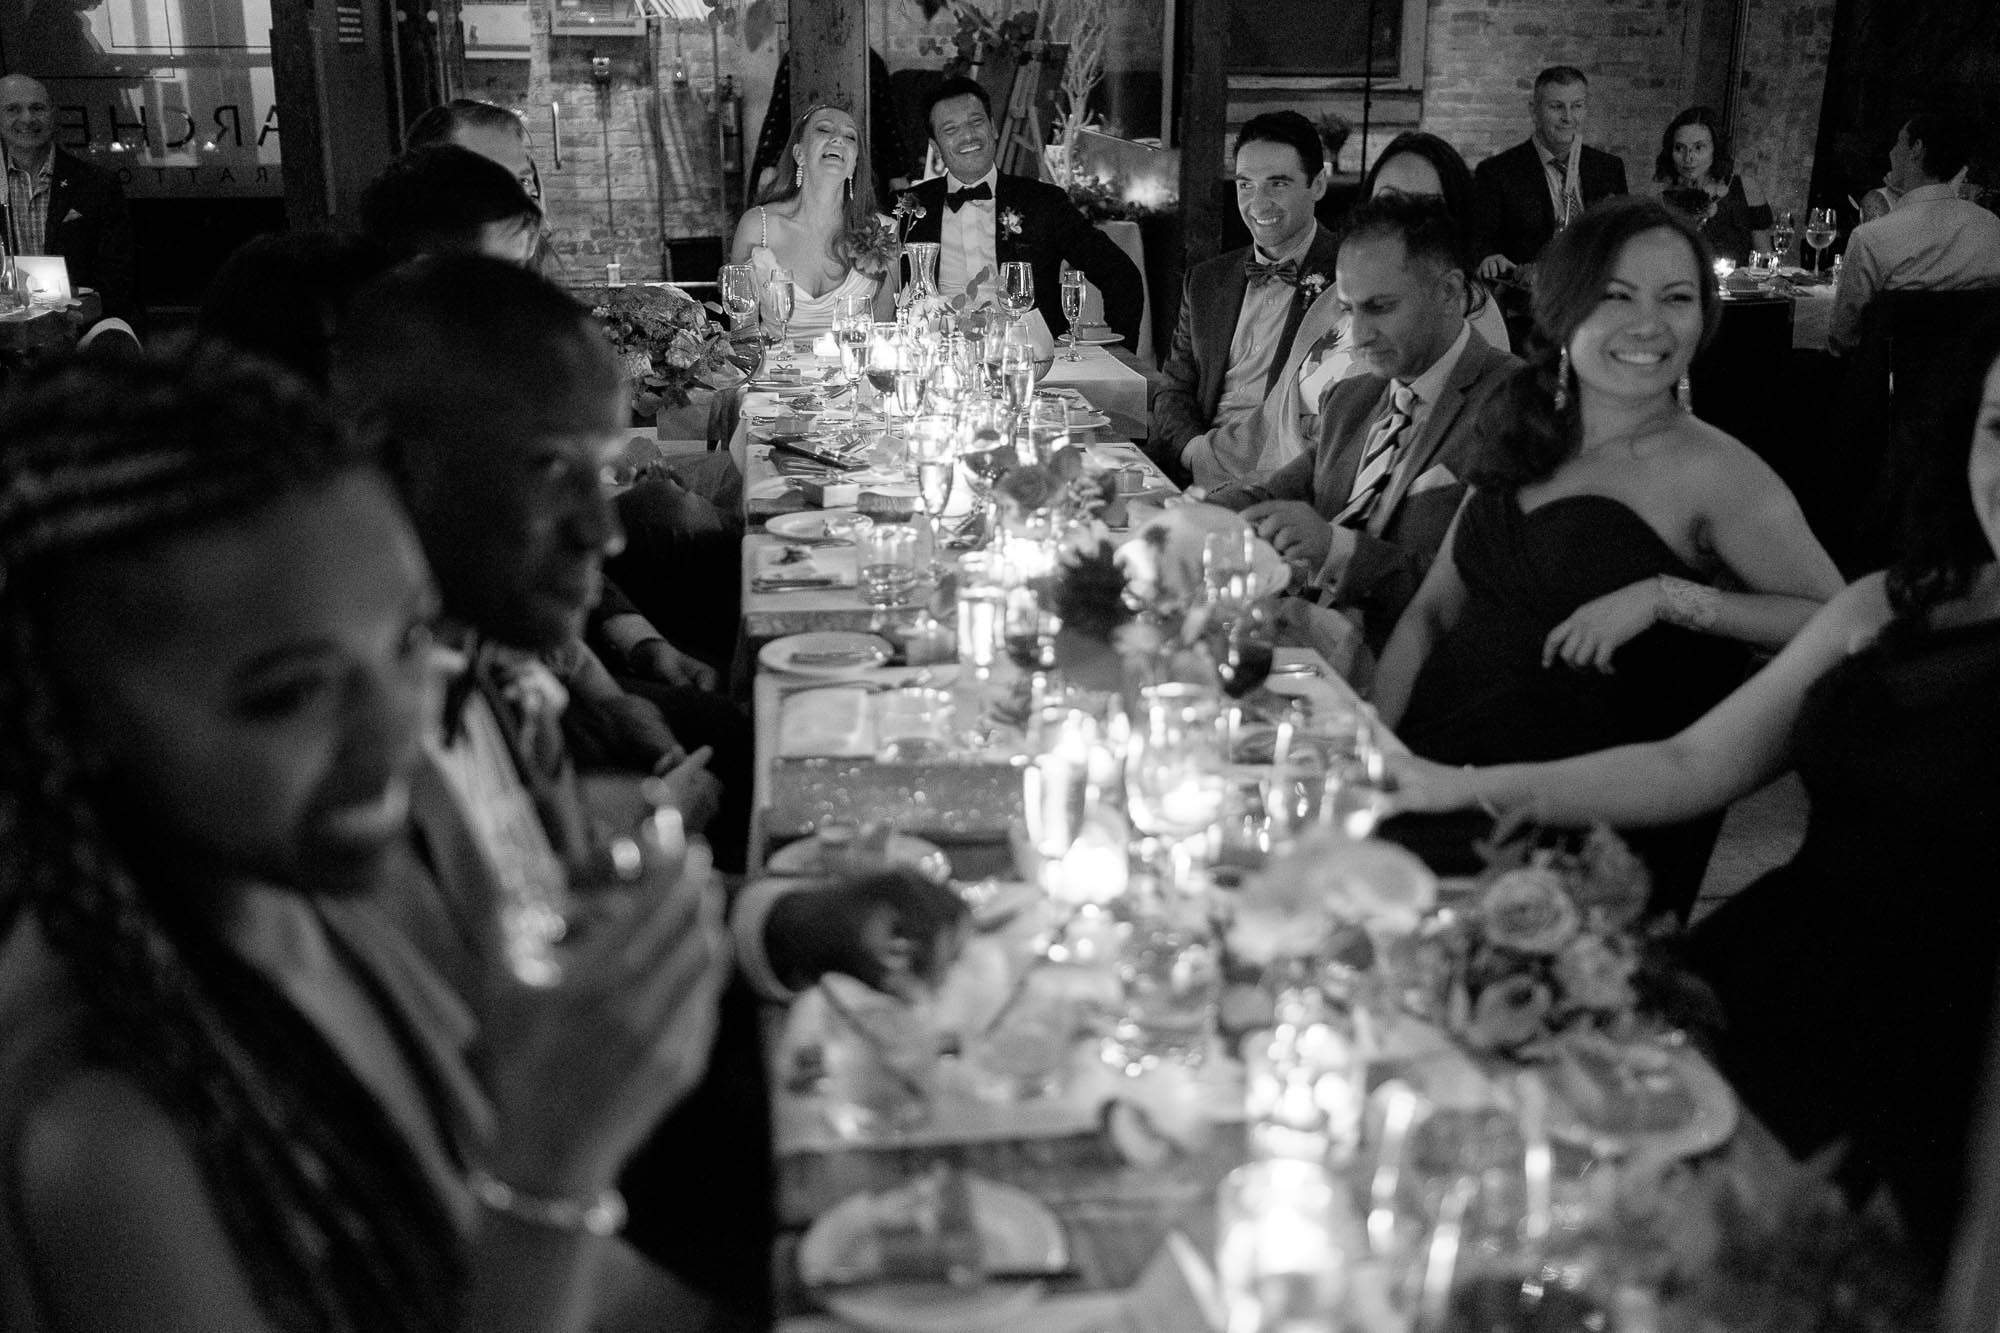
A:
727;103;898;339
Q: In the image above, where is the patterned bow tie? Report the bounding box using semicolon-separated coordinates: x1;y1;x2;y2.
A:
946;182;993;210
1246;258;1300;288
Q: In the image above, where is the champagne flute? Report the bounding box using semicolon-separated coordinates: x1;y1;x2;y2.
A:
760;270;796;364
999;339;1038;416
1000;261;1035;327
1804;208;1838;277
1059;269;1086;361
1769;209;1795;268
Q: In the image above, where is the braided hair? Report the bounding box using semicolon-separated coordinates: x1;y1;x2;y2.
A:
0;343;462;1330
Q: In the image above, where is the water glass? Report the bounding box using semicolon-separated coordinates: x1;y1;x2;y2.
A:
1217;1161;1345;1332
818;984;938;1138
1027;393;1070;463
1105;907;1221;1072
875;686;955;763
966;961;1077;1101
1126;683;1228;844
1000;260;1035;324
859;522;921;607
953;552;1004;673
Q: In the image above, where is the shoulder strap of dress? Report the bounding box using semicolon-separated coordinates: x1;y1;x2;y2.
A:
759;206;768;247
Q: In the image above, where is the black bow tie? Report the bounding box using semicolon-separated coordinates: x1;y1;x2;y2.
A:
1245;257;1301;287
946;181;993;210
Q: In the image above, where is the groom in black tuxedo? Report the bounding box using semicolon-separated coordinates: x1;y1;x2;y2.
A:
904;76;1142;349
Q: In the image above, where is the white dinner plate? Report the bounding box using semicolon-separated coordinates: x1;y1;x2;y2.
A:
1068;329;1123;347
1534;1043;1738;1160
799;1175;1069;1333
759;631;892;677
766;509;869;541
1063;411;1112;431
766;830;952;882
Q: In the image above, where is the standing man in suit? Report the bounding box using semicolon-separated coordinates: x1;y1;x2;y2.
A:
1210;194;1520;668
1150;111;1341;489
1474;66;1627;278
905;76;1142;349
0;73;136;321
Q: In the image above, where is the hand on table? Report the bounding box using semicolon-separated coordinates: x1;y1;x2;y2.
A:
481;838;732;1198
1542;580;1659;673
766;868;972;1001
628;637;720;693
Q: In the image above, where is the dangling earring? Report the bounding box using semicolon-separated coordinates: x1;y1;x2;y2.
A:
1553;346;1571;412
794;159;804;188
1677;373;1692;409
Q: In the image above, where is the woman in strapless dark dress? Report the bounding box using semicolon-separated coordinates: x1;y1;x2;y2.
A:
1395;313;2000;1270
1374;199;1843;916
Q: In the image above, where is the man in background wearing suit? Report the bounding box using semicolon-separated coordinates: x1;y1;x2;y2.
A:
1150;111;1341;489
1473;65;1627;278
0;73;136;322
905;76;1142;350
1210;194;1519;670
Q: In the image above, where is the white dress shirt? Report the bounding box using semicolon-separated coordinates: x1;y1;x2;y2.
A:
938;167;1000;300
1829;182;2000;354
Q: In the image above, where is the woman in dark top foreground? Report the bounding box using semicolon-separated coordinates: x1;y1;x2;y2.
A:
1394;313;2000;1268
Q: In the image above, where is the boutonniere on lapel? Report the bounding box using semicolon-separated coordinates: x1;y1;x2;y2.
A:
1000;208;1024;240
1296;271;1329;303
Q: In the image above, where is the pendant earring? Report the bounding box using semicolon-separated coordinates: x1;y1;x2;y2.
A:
1677;373;1693;409
1553;346;1571;412
794;160;804;188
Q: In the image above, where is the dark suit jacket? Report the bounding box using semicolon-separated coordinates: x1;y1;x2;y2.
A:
40;149;137;322
1473;140;1628;267
905;172;1143;349
1147;225;1342;484
1211;329;1520;651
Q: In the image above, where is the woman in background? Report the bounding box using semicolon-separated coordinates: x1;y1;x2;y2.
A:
728;103;897;337
1654;105;1772;265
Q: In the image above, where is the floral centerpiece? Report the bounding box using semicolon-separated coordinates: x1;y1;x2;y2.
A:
1390;823;1709;1057
585;283;755;417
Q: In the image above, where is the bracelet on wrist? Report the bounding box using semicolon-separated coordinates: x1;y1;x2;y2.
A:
467;1167;627;1237
1657;575;1721;631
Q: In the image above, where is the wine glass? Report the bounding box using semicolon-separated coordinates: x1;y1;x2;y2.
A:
1804;208;1838;277
1000;261;1035;327
864;322;906;416
1768;209;1795;268
720;263;760;335
1125;683;1228;856
1059;269;1086;361
760;269;796;364
1213;599;1277;700
910;412;956;559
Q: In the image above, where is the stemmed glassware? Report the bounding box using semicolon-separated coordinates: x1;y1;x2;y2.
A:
1768;210;1795;268
864;322;907;417
760;269;796;365
1804;208;1839;277
1059;269;1087;361
1000;260;1035;328
720;263;759;336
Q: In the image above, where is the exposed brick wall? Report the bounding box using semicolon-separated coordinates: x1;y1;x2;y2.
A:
1731;0;1835;222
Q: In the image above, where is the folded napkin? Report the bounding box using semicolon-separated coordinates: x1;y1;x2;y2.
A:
778;686;876;757
752;544;858;591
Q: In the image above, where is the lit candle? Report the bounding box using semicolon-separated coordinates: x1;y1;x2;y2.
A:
1712;258;1737;281
1217;1161;1345;1332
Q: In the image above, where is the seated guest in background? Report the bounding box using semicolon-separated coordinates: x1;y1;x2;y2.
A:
1393;313;2000;1267
198;230;394;384
1654;105;1771;266
1473;65;1628;279
1151;111;1340;488
0;344;730;1332
728;102;897;335
0;73;137;322
405;97;542;206
1209;193;1518;668
331;257;968;1320
359;144;544;266
1258;132;1512;484
1374;199;1843;917
904;76;1143;349
1829;113;2000;356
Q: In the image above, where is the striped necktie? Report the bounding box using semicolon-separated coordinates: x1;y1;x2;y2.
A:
1551;155;1582;229
1336;381;1417;528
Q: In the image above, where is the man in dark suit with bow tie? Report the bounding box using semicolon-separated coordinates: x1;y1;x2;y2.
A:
0;74;137;321
1149;111;1341;488
904;76;1142;349
1210;194;1520;668
1472;65;1627;277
